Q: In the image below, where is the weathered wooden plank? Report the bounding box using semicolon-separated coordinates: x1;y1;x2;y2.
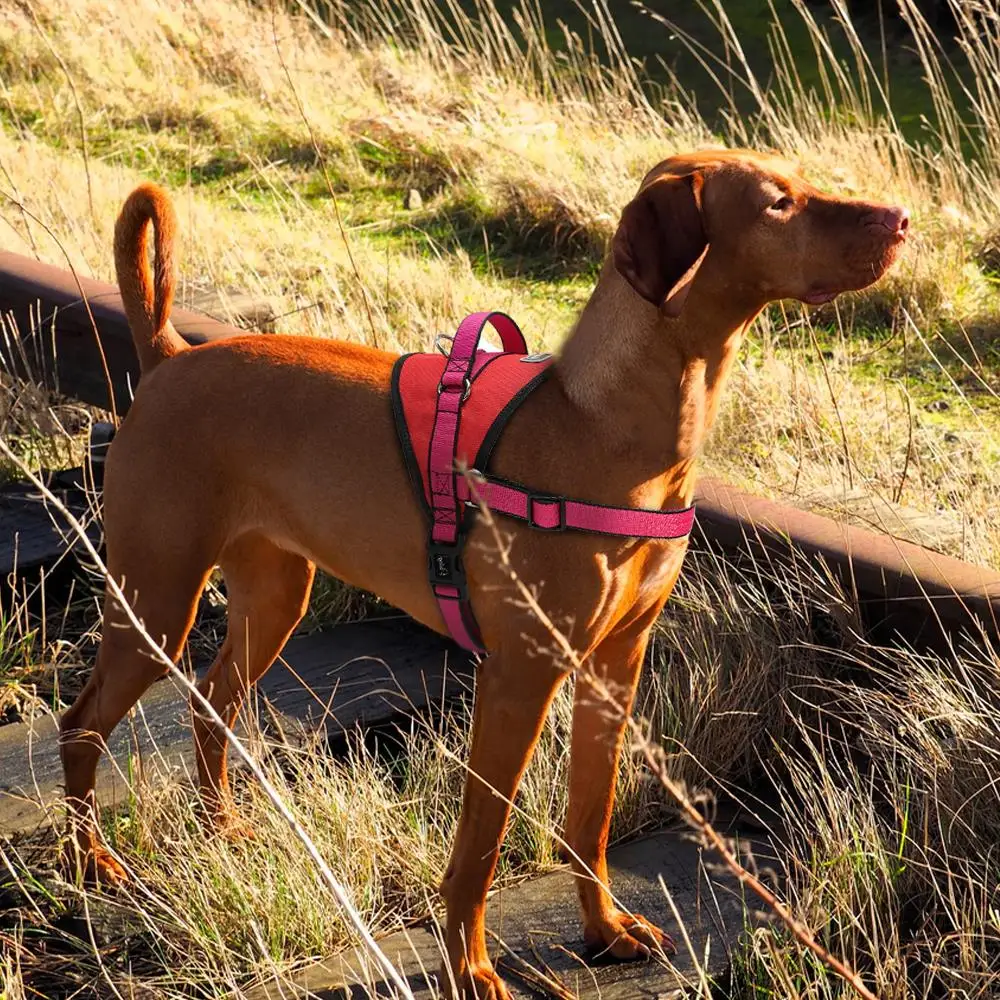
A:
0;672;184;833
244;828;773;999
0;620;474;834
0;473;101;579
256;621;474;735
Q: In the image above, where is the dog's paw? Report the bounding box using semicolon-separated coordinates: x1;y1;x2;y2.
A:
62;840;130;889
212;811;258;844
444;962;513;1000
583;909;676;961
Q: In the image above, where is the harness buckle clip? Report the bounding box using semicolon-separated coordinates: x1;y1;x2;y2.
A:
528;494;567;532
428;540;469;600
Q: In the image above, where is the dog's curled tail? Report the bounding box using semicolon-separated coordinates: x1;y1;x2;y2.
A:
114;183;186;374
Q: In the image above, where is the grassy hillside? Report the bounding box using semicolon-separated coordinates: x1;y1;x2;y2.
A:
2;0;999;566
463;0;976;142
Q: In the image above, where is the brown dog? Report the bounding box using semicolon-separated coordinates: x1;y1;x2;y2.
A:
60;149;907;999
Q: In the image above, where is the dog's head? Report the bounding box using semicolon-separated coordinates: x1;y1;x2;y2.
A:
612;149;909;317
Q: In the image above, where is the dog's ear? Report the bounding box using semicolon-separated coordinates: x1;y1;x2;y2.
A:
612;171;708;318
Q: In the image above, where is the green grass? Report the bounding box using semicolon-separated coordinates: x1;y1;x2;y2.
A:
0;611;41;724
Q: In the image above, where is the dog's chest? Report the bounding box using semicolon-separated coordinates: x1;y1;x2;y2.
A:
635;537;688;606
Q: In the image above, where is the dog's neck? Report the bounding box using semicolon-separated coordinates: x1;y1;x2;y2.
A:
555;259;761;506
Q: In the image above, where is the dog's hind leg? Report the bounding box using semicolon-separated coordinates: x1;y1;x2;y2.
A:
439;649;569;1000
191;533;315;833
60;547;214;886
563;614;675;959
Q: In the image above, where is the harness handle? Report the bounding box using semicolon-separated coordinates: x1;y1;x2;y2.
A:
432;314;526;546
438;312;526;393
432;312;527;547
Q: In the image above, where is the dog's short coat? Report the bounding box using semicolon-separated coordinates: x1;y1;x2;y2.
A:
60;149;908;999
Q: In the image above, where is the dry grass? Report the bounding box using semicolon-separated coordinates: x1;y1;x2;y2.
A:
1;0;1000;562
2;540;998;998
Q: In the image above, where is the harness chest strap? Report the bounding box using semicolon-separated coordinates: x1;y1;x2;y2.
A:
454;476;697;537
417;311;696;654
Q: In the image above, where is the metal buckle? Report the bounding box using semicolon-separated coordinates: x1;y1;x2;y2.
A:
428;540;468;600
434;333;454;357
528;494;566;531
437;376;472;401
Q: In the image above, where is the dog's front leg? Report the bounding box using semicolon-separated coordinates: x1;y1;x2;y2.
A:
564;617;676;959
439;650;567;999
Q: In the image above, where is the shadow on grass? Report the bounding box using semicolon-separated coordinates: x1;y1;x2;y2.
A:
387;194;605;280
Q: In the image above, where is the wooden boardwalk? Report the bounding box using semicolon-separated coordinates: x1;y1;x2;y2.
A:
245;827;774;999
0;619;475;834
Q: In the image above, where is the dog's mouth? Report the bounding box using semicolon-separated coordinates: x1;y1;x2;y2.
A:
796;204;909;307
800;234;906;306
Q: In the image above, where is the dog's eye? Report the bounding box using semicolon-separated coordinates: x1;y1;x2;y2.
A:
769;195;795;213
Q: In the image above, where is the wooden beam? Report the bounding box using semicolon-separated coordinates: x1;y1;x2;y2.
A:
1;250;997;651
0;251;259;413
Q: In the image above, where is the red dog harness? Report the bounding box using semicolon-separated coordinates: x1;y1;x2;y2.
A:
391;311;696;653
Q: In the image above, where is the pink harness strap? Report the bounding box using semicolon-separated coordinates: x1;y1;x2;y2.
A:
454;477;697;537
409;311;696;654
426;312;529;651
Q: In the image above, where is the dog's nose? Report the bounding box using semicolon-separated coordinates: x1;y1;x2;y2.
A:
865;206;910;236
